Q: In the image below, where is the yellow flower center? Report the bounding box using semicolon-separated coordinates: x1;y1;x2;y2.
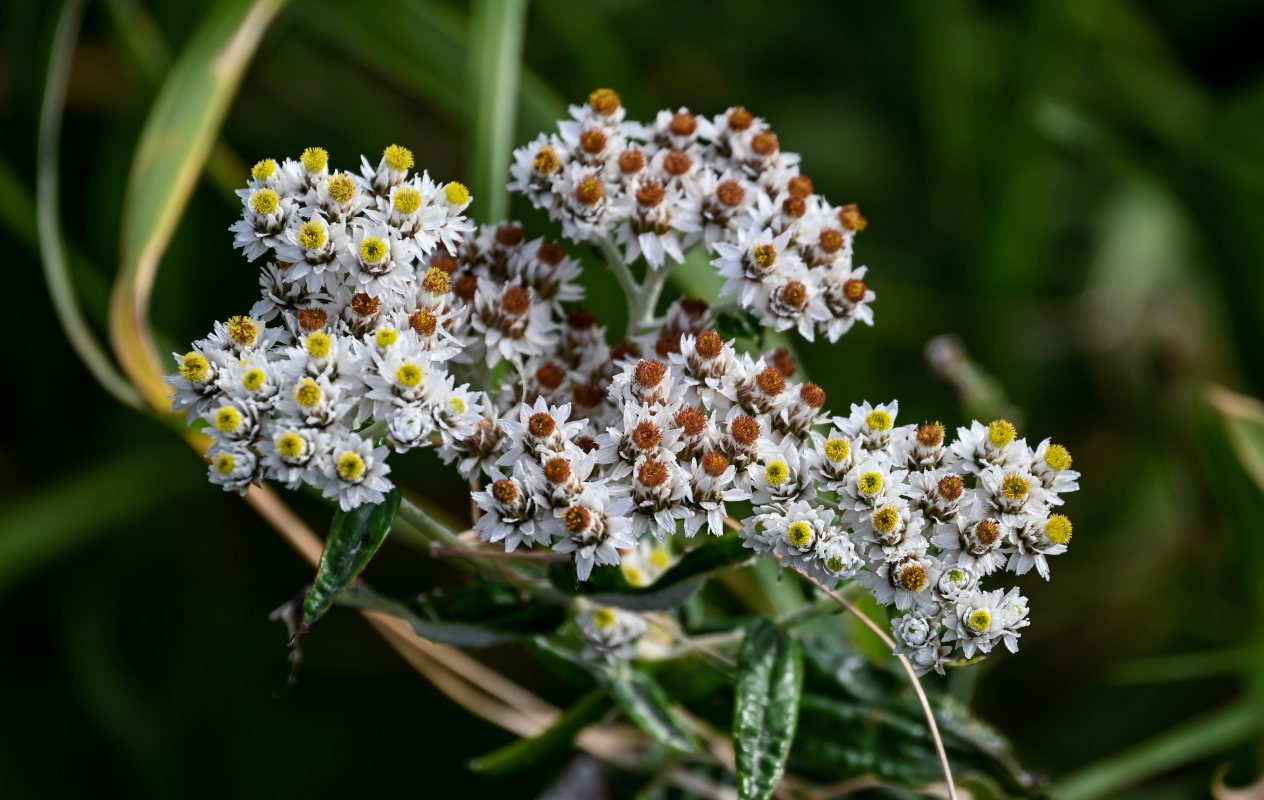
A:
375;327;399;348
448;397;467;414
305;331;332;359
395;363;424;388
968;609;992;633
327;172;355;204
898;563;928;592
824;438;850;462
865;410;892;431
294;378;323;408
213;405;242;432
360;236;388;264
276;432;305;459
786;521;813;548
242;368;266;392
445;182;470;205
393;186;422;214
857;471;883;496
649;547;671;569
301;146;328;173
179;352;209;383
336;451;366;482
872;505;900;535
1001;473;1031;502
533;146;561;174
226;316;259;346
1046;514;1073;545
250;189;279;215
297;220;327;250
592;607;617;629
621;565;645;586
988;419;1017;449
1044;444;1072;471
751;244;776;269
251;159;276;181
383;144;414;172
764;461;789;486
214;454;235;474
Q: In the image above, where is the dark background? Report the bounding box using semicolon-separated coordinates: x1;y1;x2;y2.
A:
4;0;1264;796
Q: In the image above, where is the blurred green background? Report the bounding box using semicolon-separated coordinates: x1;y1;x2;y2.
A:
6;0;1264;797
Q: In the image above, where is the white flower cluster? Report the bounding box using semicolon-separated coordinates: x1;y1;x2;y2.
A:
510;89;874;341
170;92;1081;672
739;408;1080;674
166;145;483;510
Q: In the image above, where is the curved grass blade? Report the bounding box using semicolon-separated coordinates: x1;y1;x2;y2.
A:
467;0;527;223
469;690;609;774
109;0;287;410
38;0;144;409
610;667;699;753
1209;385;1264;496
735;618;804;800
300;489;401;633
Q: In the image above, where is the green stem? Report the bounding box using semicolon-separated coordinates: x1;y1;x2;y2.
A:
38;0;144;409
467;0;528;224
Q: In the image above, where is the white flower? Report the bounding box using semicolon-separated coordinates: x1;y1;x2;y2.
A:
682;451;749;538
858;553;942;612
577;604;647;661
891;614;949;676
206;445;261;495
944;588;1010;659
713;224;800;311
1008;513;1072;579
473;470;546;552
550;484;636;581
765;500;838;576
318;433;392;511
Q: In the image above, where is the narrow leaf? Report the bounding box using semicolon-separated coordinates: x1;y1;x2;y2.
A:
111;0;287;408
548;534;752;610
334;585;519;648
469;691;609;774
735;618;804;800
1209;385;1264;496
301;489;401;631
610;668;699;753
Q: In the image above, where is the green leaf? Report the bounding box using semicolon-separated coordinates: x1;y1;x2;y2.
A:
467;0;527;224
547;535;752;610
610;667;699;753
734;618;804;800
300;489;401;632
112;0;286;406
1209;386;1264;497
469;690;609;775
525;636;599;688
333;586;518;648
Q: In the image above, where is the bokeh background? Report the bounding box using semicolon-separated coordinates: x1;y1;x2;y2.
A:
5;0;1264;797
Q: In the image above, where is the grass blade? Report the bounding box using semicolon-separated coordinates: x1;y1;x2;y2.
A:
38;0;144;409
467;0;528;223
109;0;287;410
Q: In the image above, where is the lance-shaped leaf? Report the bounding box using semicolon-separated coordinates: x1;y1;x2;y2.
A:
735;618;804;800
300;489;401;633
469;690;609;775
334;586;522;648
610;667;699;753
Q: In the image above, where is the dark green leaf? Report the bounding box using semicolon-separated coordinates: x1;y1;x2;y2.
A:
333;586;517;648
735;618;804;800
300;489;401;632
610;668;699;753
715;310;763;343
469;690;609;774
525;636;599;688
547;535;752;610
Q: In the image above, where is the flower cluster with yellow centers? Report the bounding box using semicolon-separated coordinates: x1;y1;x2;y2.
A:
170;94;1080;674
